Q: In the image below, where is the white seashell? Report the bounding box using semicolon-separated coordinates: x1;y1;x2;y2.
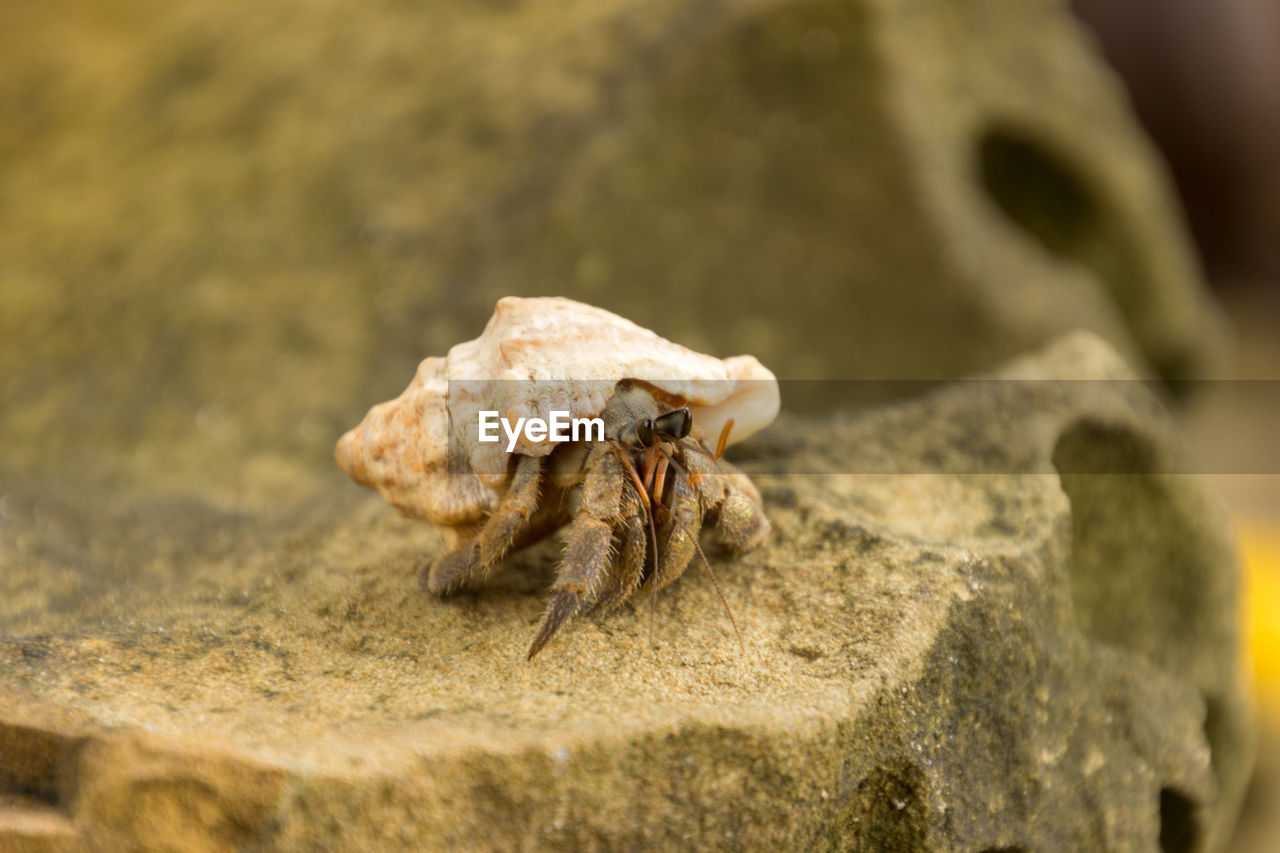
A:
335;296;779;539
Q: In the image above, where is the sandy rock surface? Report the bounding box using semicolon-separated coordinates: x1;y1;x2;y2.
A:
0;335;1250;850
0;0;1249;848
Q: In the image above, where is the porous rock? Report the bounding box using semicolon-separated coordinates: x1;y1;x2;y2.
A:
0;0;1226;494
0;334;1251;850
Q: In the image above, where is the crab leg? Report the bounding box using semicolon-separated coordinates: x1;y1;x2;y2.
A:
650;464;701;592
614;445;665;649
422;454;544;595
528;446;625;659
615;447;660;580
588;487;650;613
476;454;544;568
654;445;745;655
419;538;480;597
682;450;769;554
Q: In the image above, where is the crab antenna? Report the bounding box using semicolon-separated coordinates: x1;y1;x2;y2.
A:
681;418;736;462
714;418;735;461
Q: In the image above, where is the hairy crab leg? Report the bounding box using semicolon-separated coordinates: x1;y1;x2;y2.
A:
654;444;745;657
645;448;678;649
615;446;659;572
589;488;650;613
476;454;544;569
615;445;662;570
528;446;625;659
422;455;546;595
527;513;613;659
613;444;670;651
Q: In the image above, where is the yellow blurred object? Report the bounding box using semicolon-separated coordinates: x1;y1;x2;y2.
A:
1244;520;1280;722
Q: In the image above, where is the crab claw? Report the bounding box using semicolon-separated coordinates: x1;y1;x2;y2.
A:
527;590;582;660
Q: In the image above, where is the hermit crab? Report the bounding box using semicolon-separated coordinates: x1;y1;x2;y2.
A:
335;296;779;658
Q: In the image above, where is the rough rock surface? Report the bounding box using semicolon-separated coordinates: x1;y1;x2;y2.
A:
0;334;1251;851
0;0;1226;496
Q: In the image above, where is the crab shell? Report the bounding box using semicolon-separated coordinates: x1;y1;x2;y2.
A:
334;296;779;538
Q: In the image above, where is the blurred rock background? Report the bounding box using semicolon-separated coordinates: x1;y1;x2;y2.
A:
0;0;1230;496
1072;0;1280;287
1069;1;1280;848
0;0;1276;847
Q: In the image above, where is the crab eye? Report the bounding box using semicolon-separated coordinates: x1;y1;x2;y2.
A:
637;418;655;445
672;409;692;439
653;408;692;441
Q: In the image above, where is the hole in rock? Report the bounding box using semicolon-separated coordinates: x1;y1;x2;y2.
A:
1051;420;1207;662
1158;787;1199;853
979;127;1100;262
0;721;79;809
977;127;1183;380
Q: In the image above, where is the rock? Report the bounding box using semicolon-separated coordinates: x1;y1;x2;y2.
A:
1072;0;1280;280
0;334;1251;850
0;0;1225;496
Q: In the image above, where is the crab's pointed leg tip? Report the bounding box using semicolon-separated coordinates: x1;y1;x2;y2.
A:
526;590;581;661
